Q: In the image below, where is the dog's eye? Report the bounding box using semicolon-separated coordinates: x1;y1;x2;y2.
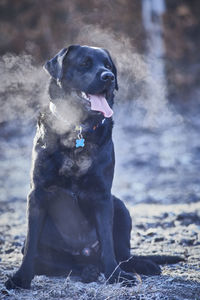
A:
80;61;88;67
105;63;112;70
80;58;91;67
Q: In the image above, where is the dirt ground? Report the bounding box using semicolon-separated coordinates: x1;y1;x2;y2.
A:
0;201;200;300
0;102;200;299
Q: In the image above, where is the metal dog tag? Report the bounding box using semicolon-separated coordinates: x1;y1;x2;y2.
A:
76;138;85;148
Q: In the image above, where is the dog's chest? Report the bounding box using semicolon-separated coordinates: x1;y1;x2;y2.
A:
59;136;96;177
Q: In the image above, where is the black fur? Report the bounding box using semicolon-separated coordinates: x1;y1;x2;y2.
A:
5;45;183;290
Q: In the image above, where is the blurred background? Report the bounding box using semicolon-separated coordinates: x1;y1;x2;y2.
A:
0;0;200;205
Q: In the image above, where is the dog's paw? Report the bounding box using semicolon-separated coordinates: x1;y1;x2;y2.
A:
107;269;136;287
5;275;31;290
81;264;100;283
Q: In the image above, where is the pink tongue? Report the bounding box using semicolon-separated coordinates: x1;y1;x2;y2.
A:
88;94;113;118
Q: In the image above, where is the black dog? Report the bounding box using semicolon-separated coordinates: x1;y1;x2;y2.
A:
5;45;182;289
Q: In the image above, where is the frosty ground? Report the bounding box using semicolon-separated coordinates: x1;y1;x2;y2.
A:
0;102;200;299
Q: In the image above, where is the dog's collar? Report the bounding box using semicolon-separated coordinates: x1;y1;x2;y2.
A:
49;101;106;148
74;119;106;148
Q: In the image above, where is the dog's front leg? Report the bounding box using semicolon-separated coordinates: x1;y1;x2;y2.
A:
5;188;46;289
95;197;135;285
95;199;116;276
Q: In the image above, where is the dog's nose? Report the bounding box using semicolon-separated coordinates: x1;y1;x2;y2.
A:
101;71;115;82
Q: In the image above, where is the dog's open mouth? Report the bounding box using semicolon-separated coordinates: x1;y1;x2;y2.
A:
78;91;113;118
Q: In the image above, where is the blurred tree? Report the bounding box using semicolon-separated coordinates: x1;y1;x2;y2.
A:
0;0;199;101
0;0;143;62
164;0;200;100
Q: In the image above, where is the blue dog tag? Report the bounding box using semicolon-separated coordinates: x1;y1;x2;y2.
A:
76;138;85;148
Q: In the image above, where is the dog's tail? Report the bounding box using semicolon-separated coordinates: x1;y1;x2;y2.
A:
120;255;185;276
133;255;185;265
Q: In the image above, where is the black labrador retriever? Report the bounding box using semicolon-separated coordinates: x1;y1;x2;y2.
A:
5;45;182;289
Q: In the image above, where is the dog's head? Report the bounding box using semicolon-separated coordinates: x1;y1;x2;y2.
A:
44;45;118;119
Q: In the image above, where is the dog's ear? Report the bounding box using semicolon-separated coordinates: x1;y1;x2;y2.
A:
44;48;68;82
104;49;118;91
43;45;79;83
